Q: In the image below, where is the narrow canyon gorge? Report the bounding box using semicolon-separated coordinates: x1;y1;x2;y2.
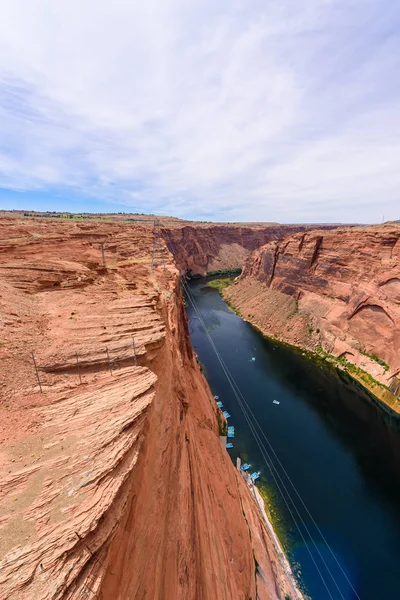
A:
161;223;337;277
1;215;399;600
0;217;300;600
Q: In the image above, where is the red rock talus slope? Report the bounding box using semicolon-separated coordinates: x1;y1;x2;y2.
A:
162;223;337;276
225;225;400;393
0;217;298;600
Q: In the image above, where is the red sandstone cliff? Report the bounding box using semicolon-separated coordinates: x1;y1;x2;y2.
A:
225;225;400;396
0;217;298;600
162;223;336;276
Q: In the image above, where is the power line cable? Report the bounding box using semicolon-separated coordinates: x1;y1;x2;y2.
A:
165;230;360;599
183;281;341;600
187;274;361;600
225;348;362;600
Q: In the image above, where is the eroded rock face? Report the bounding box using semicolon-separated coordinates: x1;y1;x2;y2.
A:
226;225;400;385
0;217;297;600
162;223;335;276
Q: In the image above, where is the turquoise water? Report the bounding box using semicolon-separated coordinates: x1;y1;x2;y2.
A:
187;279;400;600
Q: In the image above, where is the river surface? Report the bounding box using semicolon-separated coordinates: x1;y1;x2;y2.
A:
186;278;400;600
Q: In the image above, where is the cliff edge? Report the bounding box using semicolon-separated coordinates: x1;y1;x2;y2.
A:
224;224;400;408
0;217;298;600
162;223;337;277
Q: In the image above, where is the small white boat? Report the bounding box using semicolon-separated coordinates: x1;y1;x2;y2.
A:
272;400;280;405
214;395;219;400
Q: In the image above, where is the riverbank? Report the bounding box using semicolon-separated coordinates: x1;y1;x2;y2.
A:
0;216;304;600
222;278;400;418
187;275;400;599
240;469;306;600
206;276;236;292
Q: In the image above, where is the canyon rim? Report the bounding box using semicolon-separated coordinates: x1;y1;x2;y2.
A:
0;215;304;600
1;213;399;599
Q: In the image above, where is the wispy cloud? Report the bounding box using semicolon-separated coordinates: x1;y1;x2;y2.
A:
0;0;399;222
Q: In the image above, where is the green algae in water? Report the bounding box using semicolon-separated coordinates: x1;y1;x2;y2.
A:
258;481;312;599
258;481;295;556
187;277;400;599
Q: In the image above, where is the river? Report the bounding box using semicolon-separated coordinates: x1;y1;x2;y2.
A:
186;278;400;600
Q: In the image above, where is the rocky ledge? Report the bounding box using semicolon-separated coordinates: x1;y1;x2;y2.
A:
224;224;400;408
0;217;298;600
162;223;338;276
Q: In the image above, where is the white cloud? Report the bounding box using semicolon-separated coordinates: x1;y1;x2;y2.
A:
0;0;399;222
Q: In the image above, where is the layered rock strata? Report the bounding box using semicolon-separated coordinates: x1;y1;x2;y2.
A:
162;223;337;276
0;217;298;600
224;225;400;403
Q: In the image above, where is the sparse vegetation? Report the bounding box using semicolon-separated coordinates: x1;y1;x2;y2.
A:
223;293;397;412
217;411;227;436
227;311;398;413
313;349;393;398
207;277;235;292
360;350;389;371
225;299;242;316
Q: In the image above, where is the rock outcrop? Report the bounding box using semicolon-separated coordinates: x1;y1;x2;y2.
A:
0;217;298;600
225;225;400;395
162;223;336;276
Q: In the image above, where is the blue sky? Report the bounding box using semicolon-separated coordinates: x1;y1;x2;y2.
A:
0;0;399;223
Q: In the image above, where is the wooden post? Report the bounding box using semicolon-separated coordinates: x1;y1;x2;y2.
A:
75;352;82;384
32;352;42;393
132;337;137;366
106;346;112;375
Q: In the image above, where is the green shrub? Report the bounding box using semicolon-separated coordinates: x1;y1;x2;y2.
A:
360;350;389;371
217;412;227;436
207;278;235;292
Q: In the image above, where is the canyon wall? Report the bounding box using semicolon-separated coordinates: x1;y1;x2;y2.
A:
225;225;400;394
162;223;336;276
0;217;298;600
